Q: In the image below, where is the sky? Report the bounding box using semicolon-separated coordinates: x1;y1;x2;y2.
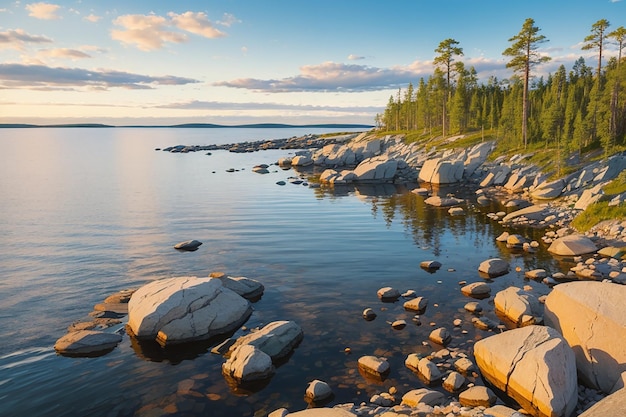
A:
1;0;625;126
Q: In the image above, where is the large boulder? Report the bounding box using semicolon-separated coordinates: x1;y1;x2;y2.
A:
222;344;274;383
494;286;542;326
227;320;303;361
530;178;565;200
547;234;597;256
544;281;626;393
352;156;397;181
127;277;252;346
474;325;577;417
579;388;626;417
418;157;464;184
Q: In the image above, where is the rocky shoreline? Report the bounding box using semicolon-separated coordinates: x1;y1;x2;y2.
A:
56;131;625;417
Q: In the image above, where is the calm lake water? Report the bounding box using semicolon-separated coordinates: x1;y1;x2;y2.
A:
0;127;566;417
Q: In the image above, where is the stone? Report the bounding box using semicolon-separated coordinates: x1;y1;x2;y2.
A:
127;277;252;346
524;269;547;280
501;205;549;223
420;260;442;270
598;246;626;259
448;207;465;215
377;287;400;301
353;156;397;181
442;371;466;392
391;319;406;329
222;344;274;383
226;320;303;361
401;388;445;407
454;357;475;373
547;234;597;256
54;330;122;356
478;258;510;278
474;325;577;417
461;282;491;298
483;405;524;417
403;297;428;312
464;301;482;313
459;386;497;407
213;275;264;300
530;178;565;199
544;281;626;393
286;409;356;417
104;289;135;304
579;388;626;417
358;356;390;378
428;327;451;346
424;196;464;207
418;158;464;184
471;316;498;330
362;308;377;321
291;155;313;166
416;357;442;383
305;379;333;402
494;286;541;327
173;239;202;251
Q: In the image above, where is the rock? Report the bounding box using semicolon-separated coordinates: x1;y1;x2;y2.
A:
598;246;626;259
525;269;547;280
459;386;497;407
478;258;510;278
391;319;406;329
483;404;524;417
377;287;400;301
442;371;466;392
461;282;491;298
418;158;464;184
352;156;397;181
448;207;465;215
471;316;499;330
305;379;333;402
127;277;252;346
412;187;429;196
104;289;135;304
54;330;122;356
501;205;549;223
226;320;303;361
291;155;313;166
173;239;203;251
284;409;356;417
358;356;390;378
494;286;541;327
401;388;445;407
544;281;626;393
416;357;442;383
420;260;442;270
574;183;605;210
454;357;475;374
474;325;577;417
403;296;428;313
424;196;464;207
213;275;264;300
579;388;626;417
93;302;128;315
530;178;565;199
547;234;597;256
428;327;451;346
506;234;526;249
362;308;377;321
222;344;274;383
464;301;482;313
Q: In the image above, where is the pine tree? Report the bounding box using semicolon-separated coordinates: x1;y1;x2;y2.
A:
502;18;551;148
434;38;464;137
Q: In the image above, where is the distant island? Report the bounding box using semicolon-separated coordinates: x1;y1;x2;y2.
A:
0;123;374;129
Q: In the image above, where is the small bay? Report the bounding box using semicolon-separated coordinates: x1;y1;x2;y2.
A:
0;127;562;416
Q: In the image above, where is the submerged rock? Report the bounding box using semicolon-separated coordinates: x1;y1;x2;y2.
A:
173;239;203;251
54;330;122;356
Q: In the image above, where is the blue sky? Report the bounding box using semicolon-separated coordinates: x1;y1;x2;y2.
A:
1;0;625;125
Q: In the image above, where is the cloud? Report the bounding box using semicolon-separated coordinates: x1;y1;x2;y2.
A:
37;48;92;60
348;54;365;60
217;13;241;27
111;11;236;50
84;13;101;23
0;29;53;49
111;14;187;51
168;11;226;38
25;2;61;20
0;63;200;90
156;100;382;113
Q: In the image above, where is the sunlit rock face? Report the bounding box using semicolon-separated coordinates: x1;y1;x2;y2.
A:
474;325;577;417
127;276;252;346
544;281;626;394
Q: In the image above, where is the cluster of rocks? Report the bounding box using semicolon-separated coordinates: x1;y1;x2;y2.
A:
158;133;358;154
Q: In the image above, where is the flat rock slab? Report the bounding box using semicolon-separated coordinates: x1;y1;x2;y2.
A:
401;388;445;407
226;320;303;361
501;205;549;223
54;330;122;356
424;196;464;207
547;234;597;256
93;302;128;315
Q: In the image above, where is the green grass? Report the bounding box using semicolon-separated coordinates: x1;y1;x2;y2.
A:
571;201;626;232
604;171;626;195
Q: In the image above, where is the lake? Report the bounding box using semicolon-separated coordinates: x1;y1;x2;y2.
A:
0;127;564;416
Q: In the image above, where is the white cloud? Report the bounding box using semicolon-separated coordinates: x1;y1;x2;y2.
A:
217;13;240;27
111;14;187;51
0;28;53;49
37;48;92;60
348;54;365;60
84;13;101;23
25;2;61;20
168;11;226;38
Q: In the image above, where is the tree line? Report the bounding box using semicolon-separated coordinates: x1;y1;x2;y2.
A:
376;18;626;157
